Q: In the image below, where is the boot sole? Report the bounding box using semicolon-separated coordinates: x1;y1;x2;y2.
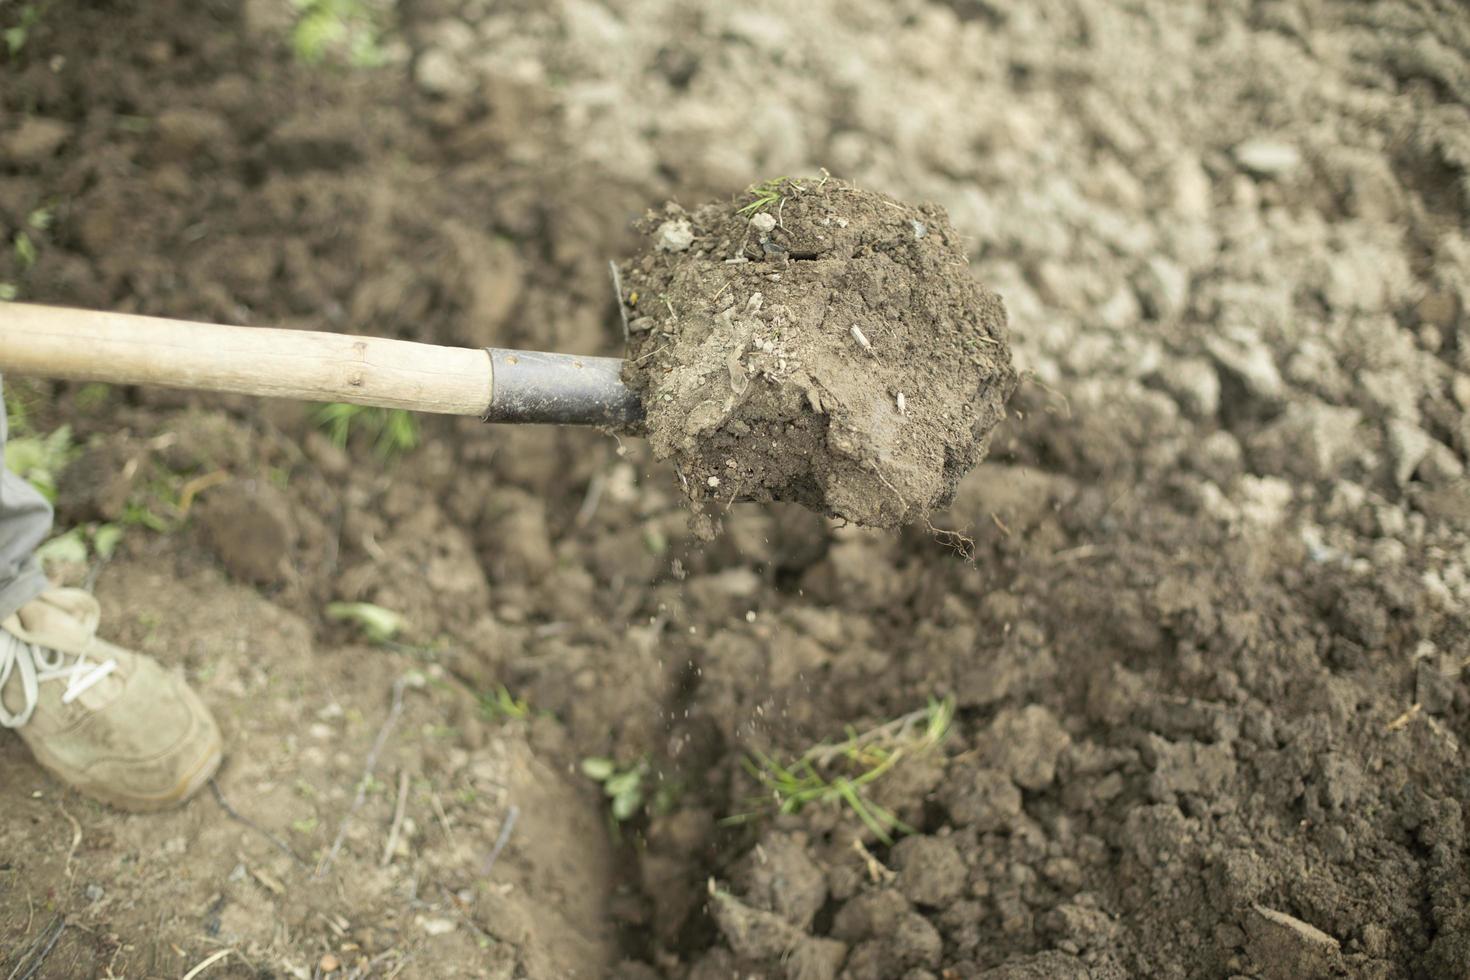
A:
82;741;224;814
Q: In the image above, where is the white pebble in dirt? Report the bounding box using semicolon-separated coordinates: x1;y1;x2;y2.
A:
1234;138;1302;177
655;218;695;252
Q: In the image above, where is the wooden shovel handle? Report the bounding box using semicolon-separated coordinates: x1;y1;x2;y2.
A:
0;303;493;416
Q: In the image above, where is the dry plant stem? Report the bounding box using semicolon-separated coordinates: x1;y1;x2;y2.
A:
805;703;934;767
5;915;64;980
480;804;520;876
318;677;407;878
57;801;81;880
180;947;233;980
209;779;305;867
381;769;410;867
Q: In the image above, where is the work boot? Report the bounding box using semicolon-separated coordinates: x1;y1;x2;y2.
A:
0;588;222;811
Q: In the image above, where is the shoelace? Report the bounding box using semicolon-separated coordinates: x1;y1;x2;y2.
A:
0;629;117;729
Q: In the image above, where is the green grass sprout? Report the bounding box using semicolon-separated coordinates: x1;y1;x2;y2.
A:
313;403;420;459
326;601;407;644
737;176;792;216
724;696;954;845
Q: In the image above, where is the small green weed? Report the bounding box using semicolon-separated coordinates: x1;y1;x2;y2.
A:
724;697;954;845
582;756;672;824
480;684;531;722
326;601;407;645
737;176;791;217
35;522;124;570
0;283;16;301
73;383;112;413
4;423;75;503
313;403;420;459
120;500;170;532
3;3;42;56
290;0;385;67
12;231;35;270
3;384;34;434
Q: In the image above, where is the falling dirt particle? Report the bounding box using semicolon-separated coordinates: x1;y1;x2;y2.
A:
621;179;1016;533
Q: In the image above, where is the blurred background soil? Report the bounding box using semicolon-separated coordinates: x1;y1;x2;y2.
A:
0;0;1467;977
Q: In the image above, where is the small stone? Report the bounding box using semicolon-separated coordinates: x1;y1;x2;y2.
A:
749;212;777;233
1453;373;1470;413
415;48;472;97
1414;291;1459;331
1;117;72;165
1205;329;1284;404
1155;357;1220;419
655;218;695;252
1234;138;1302;177
419;916;457;936
1244;905;1342;980
1134;257;1190;320
1386;420;1434;486
1236;475;1294;528
84;883;104;902
1169;154;1213;218
318;953;341;973
1248;400;1363;482
425;18;476;53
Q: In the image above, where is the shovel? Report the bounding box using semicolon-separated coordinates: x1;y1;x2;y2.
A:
0;303;643;428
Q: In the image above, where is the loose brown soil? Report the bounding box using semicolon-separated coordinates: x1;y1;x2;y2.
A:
2;1;1468;979
621;181;1015;532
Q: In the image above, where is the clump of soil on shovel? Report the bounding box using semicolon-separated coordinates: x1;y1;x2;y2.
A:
619;177;1016;534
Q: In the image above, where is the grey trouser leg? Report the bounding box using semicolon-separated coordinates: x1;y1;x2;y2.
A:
0;375;53;620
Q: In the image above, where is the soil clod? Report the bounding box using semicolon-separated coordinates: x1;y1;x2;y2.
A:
620;178;1016;532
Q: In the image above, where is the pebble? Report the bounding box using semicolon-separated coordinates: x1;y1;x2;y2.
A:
1234;138;1302;177
1249;400;1362;482
419;916;457;936
415;48;473;97
1134;256;1190;320
1385;419;1434;486
1156;357;1220;419
1205;329;1284;404
0;116;72;164
1244;905;1342;980
655;218;695;252
749;212;777;233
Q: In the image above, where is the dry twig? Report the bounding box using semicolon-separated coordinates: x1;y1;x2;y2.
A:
180;948;233;980
479;804;520;876
318;677;408;878
5;915;64;980
210;779;305;867
381;769;410;867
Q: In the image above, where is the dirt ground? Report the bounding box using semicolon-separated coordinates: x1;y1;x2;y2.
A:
1;1;1468;978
